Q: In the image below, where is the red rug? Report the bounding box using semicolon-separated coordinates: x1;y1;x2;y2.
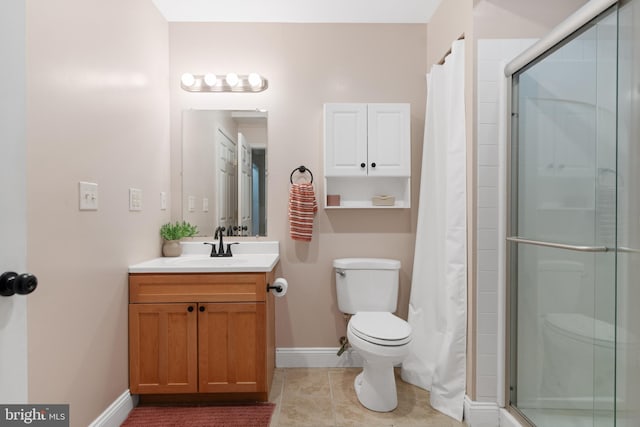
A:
120;403;275;427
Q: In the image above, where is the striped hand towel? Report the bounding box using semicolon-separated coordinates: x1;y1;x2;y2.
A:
288;182;318;242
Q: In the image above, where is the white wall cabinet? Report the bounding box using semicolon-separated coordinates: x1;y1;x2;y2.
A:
323;103;410;208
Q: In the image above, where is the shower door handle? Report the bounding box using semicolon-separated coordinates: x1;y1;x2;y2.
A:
506;237;609;253
617;246;640;254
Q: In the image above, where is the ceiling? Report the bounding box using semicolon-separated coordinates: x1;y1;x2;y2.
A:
152;0;443;23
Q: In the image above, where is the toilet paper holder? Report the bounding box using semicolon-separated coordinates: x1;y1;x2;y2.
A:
266;277;288;297
266;283;283;293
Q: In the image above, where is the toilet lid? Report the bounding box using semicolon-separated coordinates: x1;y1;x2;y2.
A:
350;312;412;346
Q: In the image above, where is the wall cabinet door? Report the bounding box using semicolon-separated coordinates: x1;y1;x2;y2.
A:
367;103;410;176
129;303;198;394
324;103;410;177
324;103;368;177
198;302;266;393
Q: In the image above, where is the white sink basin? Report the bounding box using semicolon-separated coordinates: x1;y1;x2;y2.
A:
129;241;279;273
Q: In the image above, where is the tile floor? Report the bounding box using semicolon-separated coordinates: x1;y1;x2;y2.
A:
268;368;466;427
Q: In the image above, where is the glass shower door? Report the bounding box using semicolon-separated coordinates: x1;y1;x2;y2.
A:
615;1;640;426
509;6;618;427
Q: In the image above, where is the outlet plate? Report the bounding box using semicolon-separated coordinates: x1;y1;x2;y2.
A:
79;182;98;211
129;188;142;211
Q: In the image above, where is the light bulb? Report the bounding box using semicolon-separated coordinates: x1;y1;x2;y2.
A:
203;73;217;87
180;73;195;87
226;73;240;87
248;73;262;88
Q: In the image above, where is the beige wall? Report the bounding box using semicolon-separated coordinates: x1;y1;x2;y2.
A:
474;0;589;39
26;0;170;425
427;0;474;68
169;23;427;348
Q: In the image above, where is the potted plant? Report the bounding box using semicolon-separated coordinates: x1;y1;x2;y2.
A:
160;221;198;257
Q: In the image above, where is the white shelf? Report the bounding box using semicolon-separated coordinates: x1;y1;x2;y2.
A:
324;176;410;209
325;202;409;209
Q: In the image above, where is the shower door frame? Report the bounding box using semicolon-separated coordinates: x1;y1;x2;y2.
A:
503;2;620;425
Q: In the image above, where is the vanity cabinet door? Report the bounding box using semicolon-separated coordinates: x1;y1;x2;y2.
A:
198;302;266;393
129;303;198;394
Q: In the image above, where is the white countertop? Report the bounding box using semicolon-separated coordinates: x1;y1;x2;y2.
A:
129;241;279;273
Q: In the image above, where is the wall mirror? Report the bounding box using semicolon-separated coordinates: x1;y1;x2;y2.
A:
182;109;267;237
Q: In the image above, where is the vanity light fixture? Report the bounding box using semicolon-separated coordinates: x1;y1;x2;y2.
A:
225;72;240;87
180;73;196;87
248;72;263;89
203;73;217;87
179;72;268;93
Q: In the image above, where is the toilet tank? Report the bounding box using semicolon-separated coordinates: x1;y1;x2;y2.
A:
334;258;401;314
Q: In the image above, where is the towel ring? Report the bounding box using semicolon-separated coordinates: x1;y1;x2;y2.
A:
290;165;313;184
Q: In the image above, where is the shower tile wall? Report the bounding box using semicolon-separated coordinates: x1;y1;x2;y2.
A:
476;39;537;402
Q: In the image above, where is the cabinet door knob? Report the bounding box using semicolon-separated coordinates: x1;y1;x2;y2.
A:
371;162;376;168
360;163;366;168
199;306;205;312
187;306;194;312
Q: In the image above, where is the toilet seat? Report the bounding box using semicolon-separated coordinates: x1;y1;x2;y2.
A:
349;312;411;346
545;313;637;347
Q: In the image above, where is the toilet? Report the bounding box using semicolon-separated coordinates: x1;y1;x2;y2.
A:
334;258;412;412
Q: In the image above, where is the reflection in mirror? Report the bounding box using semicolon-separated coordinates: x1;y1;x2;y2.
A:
182;110;267;237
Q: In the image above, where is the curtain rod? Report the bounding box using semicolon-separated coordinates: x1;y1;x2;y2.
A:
504;0;617;77
437;34;465;65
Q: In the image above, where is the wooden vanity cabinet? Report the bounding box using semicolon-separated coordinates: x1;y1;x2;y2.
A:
128;271;275;401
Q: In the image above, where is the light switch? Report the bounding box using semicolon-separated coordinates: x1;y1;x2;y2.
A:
79;182;98;211
160;192;167;210
188;196;195;212
202;197;209;212
129;188;142;211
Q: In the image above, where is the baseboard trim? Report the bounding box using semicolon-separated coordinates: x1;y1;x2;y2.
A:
499;408;523;427
88;389;137;427
276;347;363;368
463;396;499;427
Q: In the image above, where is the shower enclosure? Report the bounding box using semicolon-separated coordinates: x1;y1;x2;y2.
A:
506;1;639;426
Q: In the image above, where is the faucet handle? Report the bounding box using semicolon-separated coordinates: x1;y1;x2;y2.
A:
226;242;239;255
203;242;217;257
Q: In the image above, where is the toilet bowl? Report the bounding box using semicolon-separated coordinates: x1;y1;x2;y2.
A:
347;311;412;412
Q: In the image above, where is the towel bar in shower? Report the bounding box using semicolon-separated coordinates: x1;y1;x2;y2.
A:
506;237;609;253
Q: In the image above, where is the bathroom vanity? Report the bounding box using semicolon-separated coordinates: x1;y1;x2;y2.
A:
127;242;279;403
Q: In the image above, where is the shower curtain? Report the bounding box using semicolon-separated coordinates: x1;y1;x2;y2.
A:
401;39;467;421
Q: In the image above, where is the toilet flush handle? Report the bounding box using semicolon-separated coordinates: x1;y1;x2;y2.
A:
336;269;346;277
